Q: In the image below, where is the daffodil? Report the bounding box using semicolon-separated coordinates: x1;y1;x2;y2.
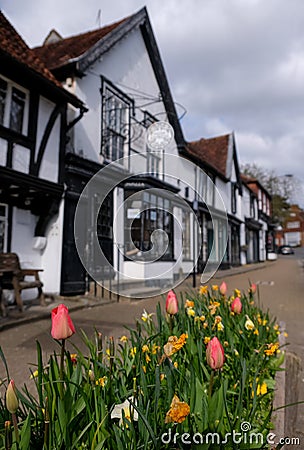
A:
165;394;190;424
141;309;154;322
120;335;128;343
200;285;208;295
245;315;255;331
96;376;107;387
111;397;138;427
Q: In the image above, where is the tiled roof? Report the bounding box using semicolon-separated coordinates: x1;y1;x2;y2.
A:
33;17;128;70
186;134;230;178
0;11;63;88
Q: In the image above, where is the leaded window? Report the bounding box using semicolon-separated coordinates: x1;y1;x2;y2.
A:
101;80;131;163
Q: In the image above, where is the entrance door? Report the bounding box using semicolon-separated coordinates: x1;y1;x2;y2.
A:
61;192;86;295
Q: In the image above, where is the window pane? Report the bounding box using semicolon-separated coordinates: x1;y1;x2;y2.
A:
0;78;7;125
10;87;25;133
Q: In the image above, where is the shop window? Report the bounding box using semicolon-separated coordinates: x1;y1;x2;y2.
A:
124;191;174;261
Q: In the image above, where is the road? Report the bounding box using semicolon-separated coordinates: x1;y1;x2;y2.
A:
0;254;304;442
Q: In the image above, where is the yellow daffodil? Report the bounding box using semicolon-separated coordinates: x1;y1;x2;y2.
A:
186;307;195;317
142;344;149;353
200;285;208;295
165;394;190;424
96;376;107;387
185;299;194;308
234;288;241;297
264;342;279;356
130;347;137;358
212;285;218;291
204;336;211;345
120;335;128;343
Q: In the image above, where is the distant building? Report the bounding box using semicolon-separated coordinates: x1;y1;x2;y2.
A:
281;205;304;247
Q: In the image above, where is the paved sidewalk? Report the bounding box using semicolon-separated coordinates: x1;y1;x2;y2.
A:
0;261;265;331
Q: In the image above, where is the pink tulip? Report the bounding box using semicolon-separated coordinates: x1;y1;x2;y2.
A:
231;297;242;314
206;337;225;370
219;281;227;295
250;283;257;294
166;290;178;315
51;304;75;340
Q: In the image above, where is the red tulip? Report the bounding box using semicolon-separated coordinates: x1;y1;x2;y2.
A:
51;304;75;340
219;281;227;295
231;297;242;314
166;290;178;315
206;337;225;370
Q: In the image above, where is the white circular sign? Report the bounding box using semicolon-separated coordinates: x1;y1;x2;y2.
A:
146;121;174;150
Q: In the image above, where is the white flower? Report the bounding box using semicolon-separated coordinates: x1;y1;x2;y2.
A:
141;309;154;323
111;396;138;426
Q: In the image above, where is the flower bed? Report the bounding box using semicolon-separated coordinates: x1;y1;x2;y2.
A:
0;283;285;449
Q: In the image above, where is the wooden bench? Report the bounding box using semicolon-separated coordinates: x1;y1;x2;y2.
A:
0;253;45;313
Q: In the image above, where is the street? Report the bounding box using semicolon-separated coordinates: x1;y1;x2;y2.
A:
0;254;304;441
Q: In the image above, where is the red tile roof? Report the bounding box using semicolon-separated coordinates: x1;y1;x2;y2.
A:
0;11;63;88
187;134;230;178
33;17;128;70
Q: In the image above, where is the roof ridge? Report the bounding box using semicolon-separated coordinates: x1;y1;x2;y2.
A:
34;16;130;50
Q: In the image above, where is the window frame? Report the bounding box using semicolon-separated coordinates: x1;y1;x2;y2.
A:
0;203;8;253
100;77;133;164
0;75;28;135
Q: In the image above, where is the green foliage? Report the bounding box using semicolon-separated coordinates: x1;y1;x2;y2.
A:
0;284;284;449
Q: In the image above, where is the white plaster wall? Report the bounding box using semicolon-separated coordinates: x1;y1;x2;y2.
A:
37;96;60;182
0;138;7;166
214;178;229;213
73;28;179;163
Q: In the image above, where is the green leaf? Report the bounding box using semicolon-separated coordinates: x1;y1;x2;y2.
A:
19;412;31;449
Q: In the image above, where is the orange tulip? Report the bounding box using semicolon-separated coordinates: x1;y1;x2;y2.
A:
166;290;178;315
206;337;225;370
51;304;75;340
231;297;242;314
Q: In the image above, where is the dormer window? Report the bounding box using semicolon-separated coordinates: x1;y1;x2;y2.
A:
101;77;132;163
0;76;27;134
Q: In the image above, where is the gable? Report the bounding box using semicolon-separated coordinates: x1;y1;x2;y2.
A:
32;7;185;149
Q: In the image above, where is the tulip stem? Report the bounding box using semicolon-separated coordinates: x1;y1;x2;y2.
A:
169;314;173;333
59;339;65;399
11;413;19;444
208;370;215;401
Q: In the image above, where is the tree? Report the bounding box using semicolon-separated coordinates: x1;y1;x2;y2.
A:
241;163;300;225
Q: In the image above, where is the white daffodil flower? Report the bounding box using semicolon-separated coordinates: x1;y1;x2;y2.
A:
111;396;138;427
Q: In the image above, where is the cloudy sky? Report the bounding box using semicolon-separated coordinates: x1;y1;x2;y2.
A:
2;0;304;205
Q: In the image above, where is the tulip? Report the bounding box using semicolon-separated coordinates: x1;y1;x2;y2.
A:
6;380;18;414
206;337;225;370
51;304;75;340
231;297;242;314
166;290;178;315
250;283;257;294
219;281;227;296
